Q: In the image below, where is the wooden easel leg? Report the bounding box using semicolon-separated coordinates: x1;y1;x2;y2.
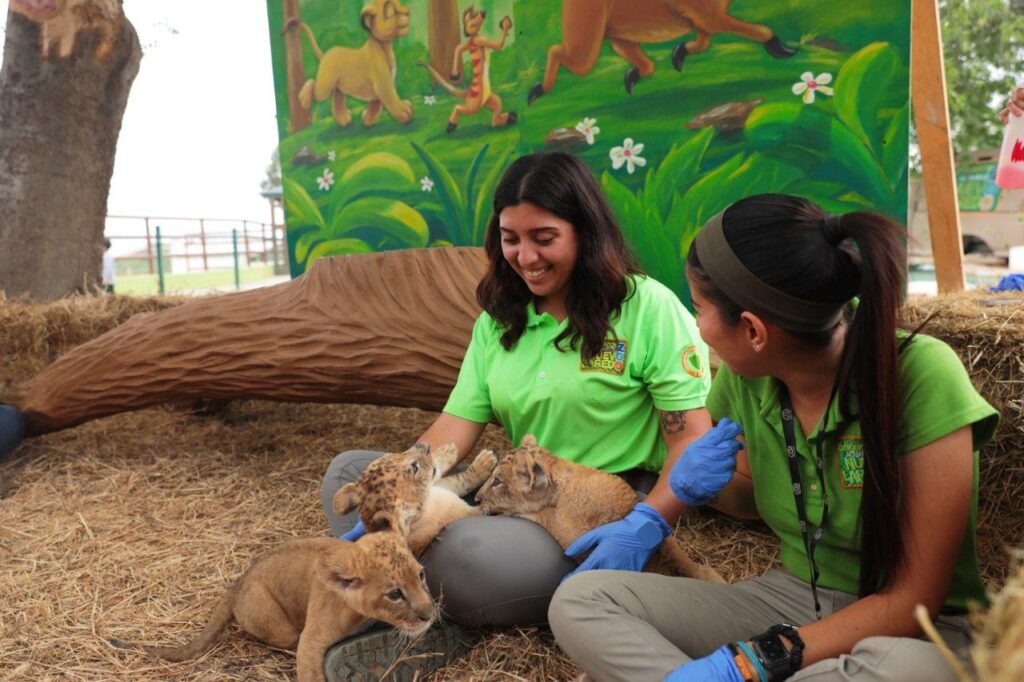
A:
911;0;965;293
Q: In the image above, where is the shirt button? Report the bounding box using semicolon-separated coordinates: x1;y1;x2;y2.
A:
810;483;819;492
539;371;546;379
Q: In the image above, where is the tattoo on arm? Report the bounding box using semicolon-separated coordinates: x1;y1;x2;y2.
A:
659;410;688;435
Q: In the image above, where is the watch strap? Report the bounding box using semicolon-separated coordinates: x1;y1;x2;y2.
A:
767;623;805;671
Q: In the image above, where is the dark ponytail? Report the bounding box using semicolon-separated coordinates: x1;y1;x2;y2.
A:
686;194;907;596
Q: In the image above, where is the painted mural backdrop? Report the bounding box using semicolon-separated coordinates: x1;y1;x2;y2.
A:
265;0;910;304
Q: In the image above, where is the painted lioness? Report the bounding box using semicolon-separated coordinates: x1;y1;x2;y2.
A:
110;533;434;682
332;442;497;554
476;434;726;583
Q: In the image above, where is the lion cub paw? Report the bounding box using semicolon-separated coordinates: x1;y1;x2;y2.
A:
432;442;461;473
472;449;498;472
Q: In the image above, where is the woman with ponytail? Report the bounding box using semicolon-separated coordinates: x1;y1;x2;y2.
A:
549;194;998;682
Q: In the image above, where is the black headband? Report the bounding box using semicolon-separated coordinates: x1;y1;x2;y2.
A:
693;211;847;333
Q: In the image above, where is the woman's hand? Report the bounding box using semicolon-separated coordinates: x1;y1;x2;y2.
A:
664;646;745;682
668;418;744;506
563;502;671;577
339;519;367;541
999;86;1024;125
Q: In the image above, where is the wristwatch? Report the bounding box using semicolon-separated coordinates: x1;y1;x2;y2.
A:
749;623;804;681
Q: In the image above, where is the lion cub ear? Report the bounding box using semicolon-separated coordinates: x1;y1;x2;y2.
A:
318;543;363;593
514;451;549;490
521;433;538;447
332;482;361;516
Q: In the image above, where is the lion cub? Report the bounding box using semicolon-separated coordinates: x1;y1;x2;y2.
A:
333;442;497;554
111;533;434;682
476;435;725;583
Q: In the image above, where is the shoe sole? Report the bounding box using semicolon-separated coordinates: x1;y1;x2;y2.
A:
323;621;480;682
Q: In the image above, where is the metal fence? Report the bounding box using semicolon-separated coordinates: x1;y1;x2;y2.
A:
105;215;288;295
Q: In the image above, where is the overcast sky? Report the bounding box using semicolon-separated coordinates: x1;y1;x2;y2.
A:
2;1;280;230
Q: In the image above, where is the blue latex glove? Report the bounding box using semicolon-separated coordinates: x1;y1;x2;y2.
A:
0;405;26;461
563;502;671;578
664;645;745;682
669;418;744;506
339;519;367;541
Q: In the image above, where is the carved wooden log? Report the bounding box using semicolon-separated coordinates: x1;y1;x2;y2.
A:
13;248;489;436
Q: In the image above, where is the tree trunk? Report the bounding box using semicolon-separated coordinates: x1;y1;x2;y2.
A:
428;0;461;79
282;0;311;132
0;2;141;302
12;247;489;436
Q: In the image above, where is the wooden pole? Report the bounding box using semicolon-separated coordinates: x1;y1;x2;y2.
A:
911;0;965;293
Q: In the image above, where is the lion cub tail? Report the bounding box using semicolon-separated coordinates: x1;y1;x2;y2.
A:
109;591;235;662
658;536;727;584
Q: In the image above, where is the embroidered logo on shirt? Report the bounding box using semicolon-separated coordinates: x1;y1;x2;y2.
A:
681;345;705;378
580;339;627;375
838;436;864;489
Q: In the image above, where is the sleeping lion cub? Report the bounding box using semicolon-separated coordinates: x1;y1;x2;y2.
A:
476;434;725;583
332;442;497;554
110;533;434;682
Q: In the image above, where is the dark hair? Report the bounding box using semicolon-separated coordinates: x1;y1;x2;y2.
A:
686;193;907;597
477;152;641;362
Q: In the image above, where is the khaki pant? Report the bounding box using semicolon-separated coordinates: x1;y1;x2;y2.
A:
549;568;972;682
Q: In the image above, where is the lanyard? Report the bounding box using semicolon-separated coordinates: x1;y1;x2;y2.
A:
778;383;837;621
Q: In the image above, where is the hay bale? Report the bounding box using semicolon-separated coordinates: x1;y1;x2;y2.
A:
1;290;1021;681
971;555;1024;681
0;293;183;384
904;292;1024;585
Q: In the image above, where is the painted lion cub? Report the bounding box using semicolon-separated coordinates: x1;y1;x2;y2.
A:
476;434;725;583
332;442;497;554
111;533;434;682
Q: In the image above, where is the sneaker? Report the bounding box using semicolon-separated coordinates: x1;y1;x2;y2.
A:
323;620;480;682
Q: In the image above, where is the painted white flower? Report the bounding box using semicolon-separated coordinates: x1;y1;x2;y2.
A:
316;168;335;191
575;117;600;145
609;138;646;174
327;150;336;161
424;95;437;105
792;72;833;104
421;176;435;192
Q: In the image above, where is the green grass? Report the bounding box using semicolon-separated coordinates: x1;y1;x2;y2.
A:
115;265;277;296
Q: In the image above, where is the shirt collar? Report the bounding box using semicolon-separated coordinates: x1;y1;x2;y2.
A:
752;377;854;445
526;299;565;329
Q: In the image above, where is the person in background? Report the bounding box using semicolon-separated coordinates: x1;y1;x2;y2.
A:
102;238;116;294
998;85;1024;124
549;194;998;682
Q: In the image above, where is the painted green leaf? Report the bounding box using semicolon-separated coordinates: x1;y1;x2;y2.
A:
472;148;512;245
463;144;490;233
306;238;374;264
648;127;715;220
675;152;747;232
411;142;468;244
329;197;429;248
282;177;326;230
825;118;897;211
834;42;899;156
746;103;895;212
744;103;830;171
676;152;803;254
331;152;417;209
602;172;681;294
881;103;910;189
294;228;327;266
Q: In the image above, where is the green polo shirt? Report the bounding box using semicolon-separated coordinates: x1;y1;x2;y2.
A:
707;333;998;610
444;275;711;472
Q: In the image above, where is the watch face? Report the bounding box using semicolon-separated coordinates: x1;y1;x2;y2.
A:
758;636;788;662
